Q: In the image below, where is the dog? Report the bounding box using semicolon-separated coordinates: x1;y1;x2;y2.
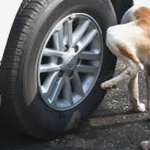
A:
100;5;150;150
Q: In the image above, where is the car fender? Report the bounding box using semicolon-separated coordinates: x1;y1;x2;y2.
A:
0;0;22;61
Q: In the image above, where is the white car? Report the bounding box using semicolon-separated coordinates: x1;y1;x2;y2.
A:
0;0;133;138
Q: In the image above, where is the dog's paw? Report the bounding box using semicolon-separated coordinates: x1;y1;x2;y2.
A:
100;81;116;90
137;103;146;112
140;140;150;150
133;103;146;113
100;82;110;90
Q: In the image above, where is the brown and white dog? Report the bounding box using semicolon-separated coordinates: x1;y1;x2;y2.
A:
100;5;150;150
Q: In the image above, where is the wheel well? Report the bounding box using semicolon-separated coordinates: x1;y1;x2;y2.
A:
111;0;133;23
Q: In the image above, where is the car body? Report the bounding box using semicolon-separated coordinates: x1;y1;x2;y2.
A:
0;0;22;61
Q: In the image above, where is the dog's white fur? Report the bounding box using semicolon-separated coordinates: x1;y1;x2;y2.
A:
100;5;150;150
141;140;150;150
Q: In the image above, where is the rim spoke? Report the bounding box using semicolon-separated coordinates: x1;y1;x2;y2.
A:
77;64;98;73
63;76;73;104
43;48;64;57
40;64;61;73
77;29;98;52
72;20;91;46
79;51;101;60
53;25;64;51
72;70;84;96
50;76;65;104
64;19;73;47
42;72;59;99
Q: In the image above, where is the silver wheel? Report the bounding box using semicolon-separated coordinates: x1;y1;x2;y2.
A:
38;13;103;111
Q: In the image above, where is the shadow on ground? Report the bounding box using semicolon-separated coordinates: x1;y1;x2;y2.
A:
0;108;149;150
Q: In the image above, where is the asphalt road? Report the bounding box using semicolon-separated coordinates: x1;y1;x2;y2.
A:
0;59;150;150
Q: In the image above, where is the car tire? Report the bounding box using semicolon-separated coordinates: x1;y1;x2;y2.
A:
0;0;117;139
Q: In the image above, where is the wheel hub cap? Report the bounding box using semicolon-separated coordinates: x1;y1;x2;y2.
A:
37;13;103;111
63;54;78;71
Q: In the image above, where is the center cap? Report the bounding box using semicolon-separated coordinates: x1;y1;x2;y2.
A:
67;55;78;70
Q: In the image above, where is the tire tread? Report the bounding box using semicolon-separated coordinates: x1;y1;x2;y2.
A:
0;0;51;137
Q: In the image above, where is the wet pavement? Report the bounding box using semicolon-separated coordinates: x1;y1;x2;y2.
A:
0;59;150;150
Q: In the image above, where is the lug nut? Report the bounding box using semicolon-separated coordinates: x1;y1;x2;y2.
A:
57;57;63;65
75;45;79;52
64;44;69;52
58;71;63;77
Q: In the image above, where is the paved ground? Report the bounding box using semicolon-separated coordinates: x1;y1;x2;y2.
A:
0;59;150;150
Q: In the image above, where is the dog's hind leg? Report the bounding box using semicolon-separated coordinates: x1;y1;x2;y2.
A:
101;42;143;90
101;61;142;89
128;74;146;112
101;25;144;90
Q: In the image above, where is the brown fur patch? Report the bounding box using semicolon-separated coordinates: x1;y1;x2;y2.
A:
134;7;150;20
136;38;150;65
116;44;140;64
136;18;150;28
134;6;150;51
135;7;150;28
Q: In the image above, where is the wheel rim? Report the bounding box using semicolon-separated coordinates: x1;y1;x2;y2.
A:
38;13;103;111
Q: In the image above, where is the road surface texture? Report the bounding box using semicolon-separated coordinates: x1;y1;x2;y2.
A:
0;59;150;150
